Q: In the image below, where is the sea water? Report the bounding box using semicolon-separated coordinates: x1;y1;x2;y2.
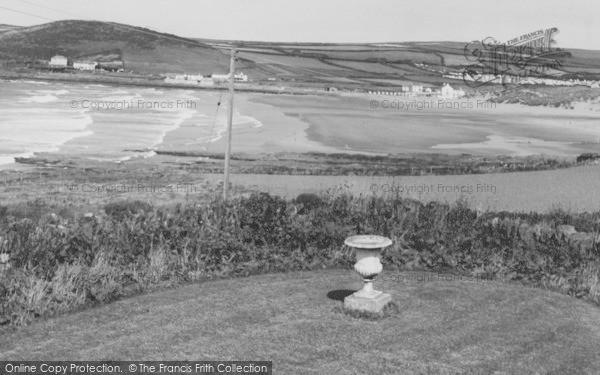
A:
0;80;220;165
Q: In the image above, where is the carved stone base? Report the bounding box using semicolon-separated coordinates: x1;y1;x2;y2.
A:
344;292;392;313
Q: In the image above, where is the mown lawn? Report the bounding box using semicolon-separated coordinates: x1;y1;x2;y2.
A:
2;270;600;374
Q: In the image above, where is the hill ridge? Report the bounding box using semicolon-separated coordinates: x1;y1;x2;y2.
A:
0;20;230;74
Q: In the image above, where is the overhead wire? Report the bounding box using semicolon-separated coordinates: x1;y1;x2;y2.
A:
0;5;54;22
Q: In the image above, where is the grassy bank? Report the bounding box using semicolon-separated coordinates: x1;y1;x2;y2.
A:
3;270;600;374
473;85;600;108
19;151;575;177
1;190;600;327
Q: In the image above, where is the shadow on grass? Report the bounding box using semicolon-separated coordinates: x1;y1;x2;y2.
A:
326;289;355;301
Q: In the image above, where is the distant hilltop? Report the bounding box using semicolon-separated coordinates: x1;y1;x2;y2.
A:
0;20;230;74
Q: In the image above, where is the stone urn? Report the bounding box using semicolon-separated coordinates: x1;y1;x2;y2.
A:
344;235;392;313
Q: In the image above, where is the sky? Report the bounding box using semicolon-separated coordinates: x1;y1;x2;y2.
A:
1;0;599;50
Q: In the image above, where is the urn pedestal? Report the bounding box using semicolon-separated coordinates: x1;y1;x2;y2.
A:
343;235;392;313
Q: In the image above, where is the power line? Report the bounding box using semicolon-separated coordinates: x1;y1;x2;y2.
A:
6;1;217;51
205;91;224;154
12;0;80;18
0;5;54;22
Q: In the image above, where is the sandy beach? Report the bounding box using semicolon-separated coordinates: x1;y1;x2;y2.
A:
2;80;600;166
2;80;600;213
246;93;600;157
158;92;341;156
156;92;600;161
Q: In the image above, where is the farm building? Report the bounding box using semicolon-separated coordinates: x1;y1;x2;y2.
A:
73;61;97;70
49;55;68;67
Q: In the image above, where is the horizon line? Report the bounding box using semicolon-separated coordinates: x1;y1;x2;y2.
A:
4;19;597;52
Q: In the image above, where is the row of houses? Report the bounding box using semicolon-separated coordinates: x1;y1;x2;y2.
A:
164;72;249;86
445;71;600;88
49;55;124;71
366;83;465;99
209;72;249;83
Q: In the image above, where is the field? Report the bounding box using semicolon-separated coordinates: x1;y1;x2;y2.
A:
3;20;600;95
205;39;600;89
326;60;407;75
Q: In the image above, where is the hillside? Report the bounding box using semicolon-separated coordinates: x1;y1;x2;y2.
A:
1;20;599;87
0;20;230;74
0;24;21;33
198;39;600;88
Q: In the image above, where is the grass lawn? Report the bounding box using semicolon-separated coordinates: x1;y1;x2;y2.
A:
2;270;600;374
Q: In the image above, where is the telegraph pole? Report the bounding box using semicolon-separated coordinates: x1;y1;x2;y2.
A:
223;47;236;199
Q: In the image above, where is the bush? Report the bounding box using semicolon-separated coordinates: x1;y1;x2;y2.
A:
2;191;600;327
104;200;153;220
576;153;600;164
294;193;323;213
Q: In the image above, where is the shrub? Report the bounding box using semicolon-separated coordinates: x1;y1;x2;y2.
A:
2;191;600;327
576;153;600;164
294;193;323;213
103;200;152;220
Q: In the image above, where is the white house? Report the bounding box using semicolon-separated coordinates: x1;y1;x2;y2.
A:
212;74;230;83
440;84;454;98
439;83;465;99
176;74;203;81
73;61;97;70
50;55;68;67
410;84;423;93
165;74;216;86
234;72;248;82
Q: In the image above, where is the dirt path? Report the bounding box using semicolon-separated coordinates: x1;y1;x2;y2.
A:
205;163;600;213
